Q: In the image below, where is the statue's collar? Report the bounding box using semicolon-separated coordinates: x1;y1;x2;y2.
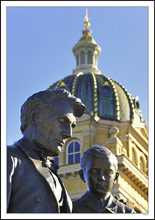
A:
15;137;59;173
86;190;110;204
15;137;46;160
82;191;116;213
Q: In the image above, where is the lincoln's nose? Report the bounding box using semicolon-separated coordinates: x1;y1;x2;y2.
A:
99;173;105;181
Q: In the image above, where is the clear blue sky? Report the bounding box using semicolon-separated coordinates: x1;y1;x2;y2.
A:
6;4;149;145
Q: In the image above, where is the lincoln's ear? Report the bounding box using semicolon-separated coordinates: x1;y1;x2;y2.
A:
29;108;39;126
114;171;119;184
79;169;85;183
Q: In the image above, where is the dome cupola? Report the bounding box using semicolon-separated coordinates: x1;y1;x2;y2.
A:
72;9;101;75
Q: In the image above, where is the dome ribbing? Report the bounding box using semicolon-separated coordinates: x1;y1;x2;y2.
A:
48;9;143;123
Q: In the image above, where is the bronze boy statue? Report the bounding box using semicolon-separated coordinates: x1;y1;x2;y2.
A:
73;145;136;213
7;89;86;213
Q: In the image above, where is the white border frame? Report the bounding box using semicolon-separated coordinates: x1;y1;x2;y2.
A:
1;1;154;219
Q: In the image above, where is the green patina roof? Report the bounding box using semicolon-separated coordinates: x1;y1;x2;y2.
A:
48;73;143;123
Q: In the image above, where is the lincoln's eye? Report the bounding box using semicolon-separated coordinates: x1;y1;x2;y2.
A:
89;168;99;175
104;169;114;176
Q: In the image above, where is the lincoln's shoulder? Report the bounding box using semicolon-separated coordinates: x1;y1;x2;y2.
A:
8;143;20;155
7;139;29;163
7;142;23;157
7;143;25;174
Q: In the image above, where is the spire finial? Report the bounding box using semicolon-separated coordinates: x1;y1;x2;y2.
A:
83;8;91;29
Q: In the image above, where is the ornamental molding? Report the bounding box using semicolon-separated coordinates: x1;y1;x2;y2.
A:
118;134;130;142
73;67;101;75
117;155;148;195
73;41;101;52
82;128;96;136
119;177;148;212
99;136;123;148
77;114;91;122
119;185;147;213
128;133;148;155
109;126;119;138
129;126;148;146
58;163;80;178
99;119;130;127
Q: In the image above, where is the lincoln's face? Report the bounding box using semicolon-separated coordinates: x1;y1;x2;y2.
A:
83;156;117;198
32;99;76;156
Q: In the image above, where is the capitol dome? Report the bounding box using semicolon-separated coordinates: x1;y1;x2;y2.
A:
48;10;143;124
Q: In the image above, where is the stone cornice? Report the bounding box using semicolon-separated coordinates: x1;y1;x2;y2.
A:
58;163;80;178
128;133;148;155
129;126;148;146
82;128;96;136
117;155;148;194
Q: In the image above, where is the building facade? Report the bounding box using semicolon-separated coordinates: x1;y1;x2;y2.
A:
48;10;148;213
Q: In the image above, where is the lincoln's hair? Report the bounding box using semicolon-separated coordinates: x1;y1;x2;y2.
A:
20;89;86;133
80;145;118;171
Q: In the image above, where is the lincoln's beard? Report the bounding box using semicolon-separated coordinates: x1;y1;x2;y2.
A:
32;130;61;157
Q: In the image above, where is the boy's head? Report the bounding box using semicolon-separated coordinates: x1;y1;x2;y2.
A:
79;146;119;198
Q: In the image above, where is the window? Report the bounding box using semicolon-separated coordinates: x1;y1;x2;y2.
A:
80;51;85;64
67;141;81;164
132;148;137;165
88;51;93;64
139;156;145;172
76;55;79;66
53;156;59;166
103;86;111;96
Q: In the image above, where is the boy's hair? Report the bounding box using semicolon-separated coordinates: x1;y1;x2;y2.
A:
20;88;86;133
80;145;118;171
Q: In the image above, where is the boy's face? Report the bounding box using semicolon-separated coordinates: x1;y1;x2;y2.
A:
83;156;117;198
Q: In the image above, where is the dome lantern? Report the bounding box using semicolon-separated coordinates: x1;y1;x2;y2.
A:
72;9;101;75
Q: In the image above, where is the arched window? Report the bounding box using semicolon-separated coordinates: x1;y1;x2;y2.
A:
132;148;137;165
67;141;81;164
88;51;93;64
80;51;85;64
102;85;111;96
139;156;145;172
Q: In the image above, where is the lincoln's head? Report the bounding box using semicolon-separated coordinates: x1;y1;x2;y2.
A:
20;89;86;156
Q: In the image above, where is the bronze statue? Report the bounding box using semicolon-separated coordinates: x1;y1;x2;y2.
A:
73;146;136;213
7;89;86;213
